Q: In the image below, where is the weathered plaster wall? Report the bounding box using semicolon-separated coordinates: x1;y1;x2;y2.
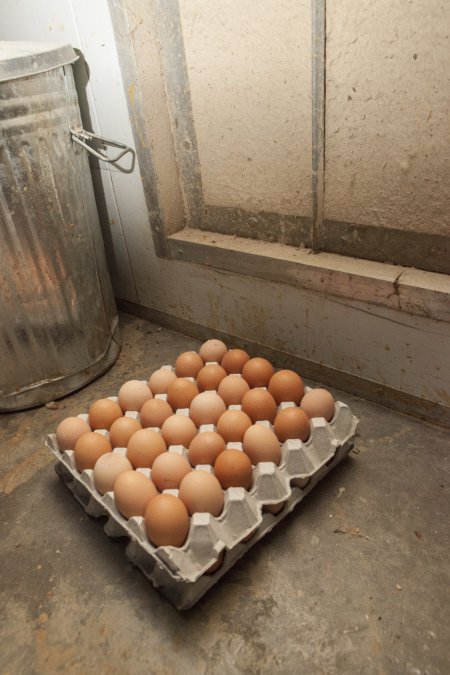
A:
121;0;449;416
93;0;450;409
325;0;450;235
178;0;312;217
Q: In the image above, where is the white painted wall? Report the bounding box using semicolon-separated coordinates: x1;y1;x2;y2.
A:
136;257;450;406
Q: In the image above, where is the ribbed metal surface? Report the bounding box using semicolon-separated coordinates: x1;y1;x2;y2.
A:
0;59;120;410
0;41;77;82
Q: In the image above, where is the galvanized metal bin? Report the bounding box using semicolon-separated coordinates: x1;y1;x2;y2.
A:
0;42;121;411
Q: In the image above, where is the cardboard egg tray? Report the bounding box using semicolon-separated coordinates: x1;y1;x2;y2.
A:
47;370;359;610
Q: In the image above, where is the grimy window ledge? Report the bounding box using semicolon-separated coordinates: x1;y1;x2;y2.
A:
167;229;450;324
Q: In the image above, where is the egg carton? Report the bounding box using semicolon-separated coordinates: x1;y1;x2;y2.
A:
47;379;358;609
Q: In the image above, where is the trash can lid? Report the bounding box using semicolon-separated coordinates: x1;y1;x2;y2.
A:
0;41;78;82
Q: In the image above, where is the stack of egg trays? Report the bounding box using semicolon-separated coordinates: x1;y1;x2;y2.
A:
47;369;359;610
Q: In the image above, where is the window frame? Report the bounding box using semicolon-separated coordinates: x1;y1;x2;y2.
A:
111;0;449;276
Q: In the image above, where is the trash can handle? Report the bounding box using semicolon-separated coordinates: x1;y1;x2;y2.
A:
70;125;133;164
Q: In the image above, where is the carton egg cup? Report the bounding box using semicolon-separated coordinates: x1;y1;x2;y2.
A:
47;370;359;609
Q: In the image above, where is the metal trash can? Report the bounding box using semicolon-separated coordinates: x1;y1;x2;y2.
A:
0;42;122;411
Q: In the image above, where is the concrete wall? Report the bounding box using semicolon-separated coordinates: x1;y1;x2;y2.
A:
178;0;312;217
325;0;450;235
136;0;450;240
125;0;450;419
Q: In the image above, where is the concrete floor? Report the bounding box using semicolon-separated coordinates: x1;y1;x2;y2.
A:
1;313;449;675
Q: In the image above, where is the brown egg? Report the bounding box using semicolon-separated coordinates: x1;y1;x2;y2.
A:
93;453;133;494
89;399;123;430
189;391;226;426
264;501;286;515
268;370;305;405
74;432;112;471
221;348;250;374
151;452;192;491
198;339;228;363
216;409;252;443
144;494;190;547
214;449;253;490
217;375;250;406
242;357;275;388
161;415;197;447
148;368;177;394
243;425;281;465
196;364;227;392
109;416;142;448
179;471;224;516
205;550;226;575
56;416;91;451
118;380;152;412
140;398;173;428
175;351;204;378
167;378;199;409
114;470;158;519
126;428;167;468
273;407;310;442
188;432;226;466
300;388;336;421
241;388;278;423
